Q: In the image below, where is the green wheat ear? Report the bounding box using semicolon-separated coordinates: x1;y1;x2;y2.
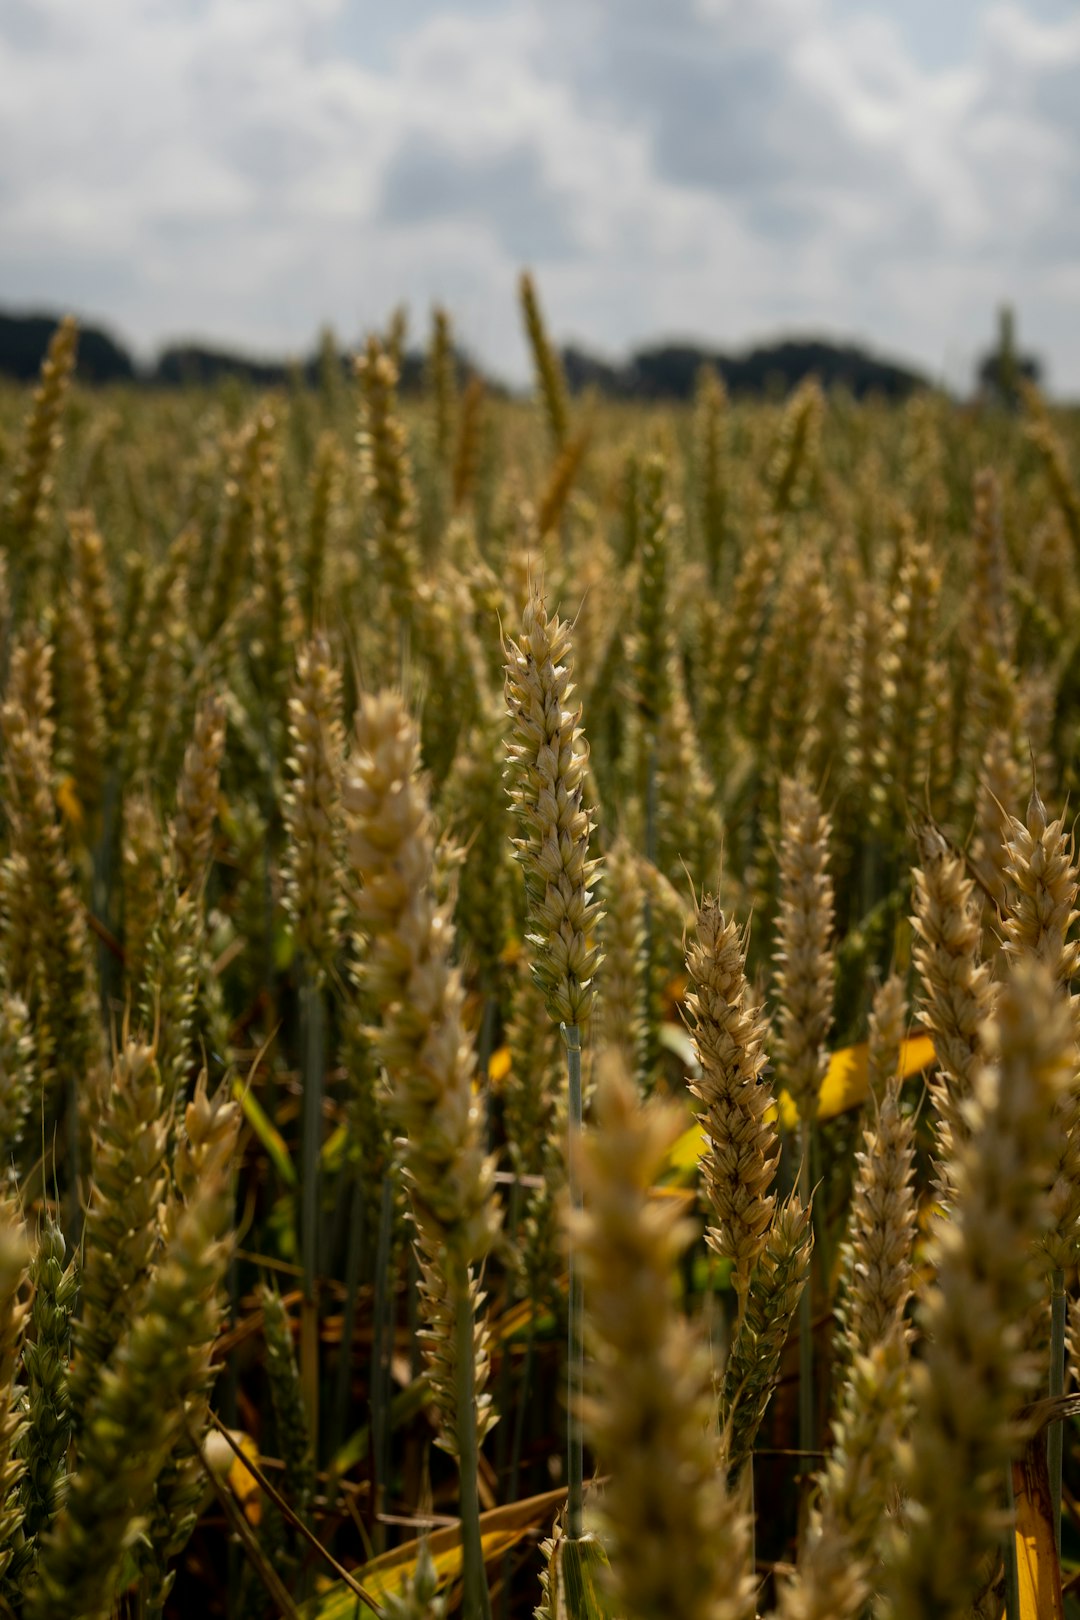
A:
571;1055;753;1620
70;1039;168;1428
1;316;78;598
0;1200;30;1587
30;1175;234;1620
260;1286;315;1522
346;687;499;1619
282;635;345;980
503;580;603;1028
4;1215;77;1601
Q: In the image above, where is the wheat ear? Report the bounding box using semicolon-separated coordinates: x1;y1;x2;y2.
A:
571;1055;754;1620
686;897;778;1310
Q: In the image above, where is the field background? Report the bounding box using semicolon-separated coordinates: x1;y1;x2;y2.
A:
0;302;1079;1618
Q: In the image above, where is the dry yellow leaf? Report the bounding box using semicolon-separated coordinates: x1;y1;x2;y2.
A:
667;1032;936;1176
1000;1441;1064;1620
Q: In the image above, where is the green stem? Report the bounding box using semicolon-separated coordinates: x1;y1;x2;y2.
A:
501;1317;537;1620
644;743;657;868
371;1174;395;1553
563;1023;584;1539
478;992;497;1085
493;1180;523;1490
454;1270;493;1620
640;743;659;1092
798;1121;813;1464
65;1075;82;1243
479;991;499;1160
300;968;325;1445
330;1172;366;1466
1049;1267;1066;1556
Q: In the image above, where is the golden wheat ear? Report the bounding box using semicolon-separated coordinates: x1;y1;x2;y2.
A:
884;959;1074;1620
686;895;778;1309
774;774;835;1128
503;579;603;1029
282;636;345;980
570;1053;754;1620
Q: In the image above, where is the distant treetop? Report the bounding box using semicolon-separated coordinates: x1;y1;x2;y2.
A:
1;306;1032;404
0;313;134;384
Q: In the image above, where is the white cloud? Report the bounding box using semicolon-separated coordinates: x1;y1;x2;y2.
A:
0;0;1077;389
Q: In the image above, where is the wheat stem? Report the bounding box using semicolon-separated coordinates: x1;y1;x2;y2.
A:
454;1269;493;1620
299;966;324;1444
1050;1266;1066;1555
564;1022;584;1540
798;1132;814;1463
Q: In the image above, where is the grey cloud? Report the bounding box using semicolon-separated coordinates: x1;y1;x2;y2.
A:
1;0;1079;391
0;1;54;52
378;136;579;261
0;248;144;316
542;4;880;194
211;117;331;191
743;192;824;245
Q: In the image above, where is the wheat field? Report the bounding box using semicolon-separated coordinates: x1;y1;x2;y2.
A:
0;284;1077;1619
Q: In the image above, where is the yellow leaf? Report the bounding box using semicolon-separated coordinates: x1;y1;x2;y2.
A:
488;1045;512;1087
203;1428;263;1526
494;1291;562;1341
56;775;84;832
1000;1440;1064;1620
300;1486;567;1617
227;1433;264;1527
666;1033;937;1176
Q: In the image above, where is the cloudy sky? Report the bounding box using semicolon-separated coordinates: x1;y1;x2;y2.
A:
2;0;1079;391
